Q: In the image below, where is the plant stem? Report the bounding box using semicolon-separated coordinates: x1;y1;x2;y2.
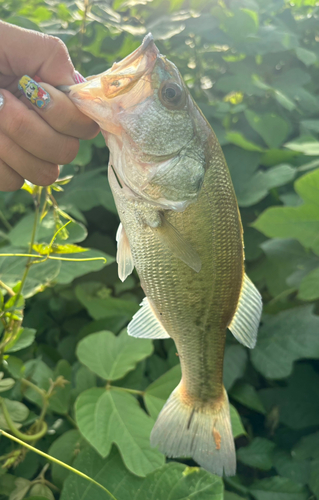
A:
0;280;15;296
0;430;118;500
0;398;47;442
111;386;144;396
17;189;41;298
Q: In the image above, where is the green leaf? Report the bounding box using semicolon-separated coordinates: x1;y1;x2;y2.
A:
4;327;36;353
245;110;290;148
226;148;295;207
237;438;275;470
253;168;319;255
75;283;139;320
77;330;153;381
259;238;319;297
0;372;15;392
49;430;86;488
251;306;319;379
293;432;319;461
7;477;31;500
230;405;246;438
272;449;310;485
249;477;308;500
0;252;60;298
223;344;247;391
309;459;319;499
28;484;54;500
259;364;319;429
75;387;164;476
61;446;223;500
230;382;266;414
298;266;319;300
47;360;71;414
226;132;265;152
296;47;317;66
58;169;117;214
28;497;50;500
0;399;29;430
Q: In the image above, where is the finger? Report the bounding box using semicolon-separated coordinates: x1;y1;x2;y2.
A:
0;158;24;192
18;77;99;140
0;20;76;86
0;90;79;165
0;131;59;187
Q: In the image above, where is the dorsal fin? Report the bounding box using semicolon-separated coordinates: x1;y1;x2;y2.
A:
151;214;201;273
116;223;134;282
128;297;170;339
228;274;262;349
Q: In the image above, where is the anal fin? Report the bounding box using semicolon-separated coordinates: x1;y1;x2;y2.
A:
116;223;134;282
128;297;170;339
228;273;262;349
152;214;201;273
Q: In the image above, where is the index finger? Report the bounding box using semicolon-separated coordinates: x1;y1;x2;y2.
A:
0;21;75;86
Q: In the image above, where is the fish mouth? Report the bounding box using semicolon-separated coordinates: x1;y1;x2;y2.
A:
60;33;159;101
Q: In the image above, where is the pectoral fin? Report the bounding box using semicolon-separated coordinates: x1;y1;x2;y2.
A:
128;297;170;339
116;223;134;282
152;214;201;273
228;273;262;349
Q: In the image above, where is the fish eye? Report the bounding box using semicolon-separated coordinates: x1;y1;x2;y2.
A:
159;81;185;109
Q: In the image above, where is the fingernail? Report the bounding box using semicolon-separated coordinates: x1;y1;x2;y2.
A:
0;92;4;110
18;75;50;109
73;70;87;84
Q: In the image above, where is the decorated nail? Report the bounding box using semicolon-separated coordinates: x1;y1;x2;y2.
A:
18;75;50;109
0;92;4;110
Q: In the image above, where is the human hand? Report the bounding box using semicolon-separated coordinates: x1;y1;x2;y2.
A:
0;21;99;191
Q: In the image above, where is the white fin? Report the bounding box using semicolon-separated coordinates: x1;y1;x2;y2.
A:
152;215;201;273
151;385;236;476
228;273;262;349
116;223;134;282
128;297;170;339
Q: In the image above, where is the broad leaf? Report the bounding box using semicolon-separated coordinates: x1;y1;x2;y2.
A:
237;438;275;470
75;387;164;476
251;306;319;379
61;446;223;500
259;365;319;429
48;430;86;488
76;330;153;381
249;477;308;500
253;168;319;255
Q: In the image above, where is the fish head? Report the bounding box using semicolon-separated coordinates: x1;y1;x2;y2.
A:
66;34;208;210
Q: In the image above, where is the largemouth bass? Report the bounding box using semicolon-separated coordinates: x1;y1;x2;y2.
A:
62;34;262;476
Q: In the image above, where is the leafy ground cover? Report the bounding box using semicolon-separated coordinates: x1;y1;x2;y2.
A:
1;0;319;498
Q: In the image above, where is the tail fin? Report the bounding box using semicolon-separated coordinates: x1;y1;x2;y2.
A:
150;384;236;476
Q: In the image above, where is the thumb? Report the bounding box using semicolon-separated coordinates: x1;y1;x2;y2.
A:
0;21;76;86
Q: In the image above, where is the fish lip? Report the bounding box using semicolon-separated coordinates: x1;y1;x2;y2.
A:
58;32;159;97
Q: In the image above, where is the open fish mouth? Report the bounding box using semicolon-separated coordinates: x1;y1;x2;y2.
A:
58;33;159;101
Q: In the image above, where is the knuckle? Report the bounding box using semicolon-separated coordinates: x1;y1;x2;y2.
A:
0;160;24;192
6;111;29;142
47;35;70;63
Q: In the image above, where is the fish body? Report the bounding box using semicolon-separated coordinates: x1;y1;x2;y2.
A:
65;34;262;476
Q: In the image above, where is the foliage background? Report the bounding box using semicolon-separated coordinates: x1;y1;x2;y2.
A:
1;0;319;498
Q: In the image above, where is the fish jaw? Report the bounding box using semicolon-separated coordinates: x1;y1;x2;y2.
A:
64;33;159;134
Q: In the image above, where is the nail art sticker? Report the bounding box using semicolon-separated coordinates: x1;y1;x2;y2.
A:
18;75;50;109
0;92;4;110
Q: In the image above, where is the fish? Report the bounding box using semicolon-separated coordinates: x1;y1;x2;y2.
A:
61;33;262;476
